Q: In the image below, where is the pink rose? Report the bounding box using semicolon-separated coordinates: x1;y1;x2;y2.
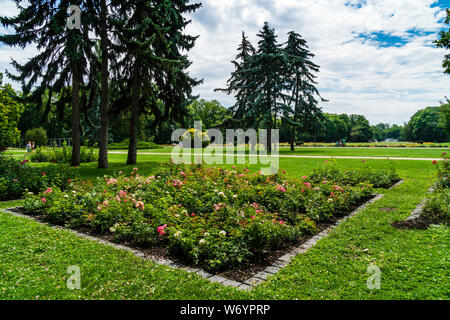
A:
157;224;167;236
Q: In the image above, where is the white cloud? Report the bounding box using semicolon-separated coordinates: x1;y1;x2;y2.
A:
0;0;448;125
185;0;450;125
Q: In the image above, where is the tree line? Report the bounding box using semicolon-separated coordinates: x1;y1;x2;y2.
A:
216;23;326;152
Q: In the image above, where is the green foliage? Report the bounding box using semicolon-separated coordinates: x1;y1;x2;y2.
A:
439;99;450;134
24;128;47;147
21;163;401;271
434;8;450;74
407;107;448;142
422;153;449;224
30;146;97;164
187;99;230;129
0;155;74;201
422;190;449;224
433;152;449;190
0;78;24;151
108;139;161;150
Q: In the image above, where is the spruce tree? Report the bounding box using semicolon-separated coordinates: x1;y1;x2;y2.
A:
240;22;287;152
112;0;201;164
215;31;256;128
283;31;326;151
0;0;94;166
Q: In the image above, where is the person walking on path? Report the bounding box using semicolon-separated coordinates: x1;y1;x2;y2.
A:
26;141;31;153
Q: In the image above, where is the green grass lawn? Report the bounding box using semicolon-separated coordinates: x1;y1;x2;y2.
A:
6;145;449;160
108;146;448;158
0;151;448;300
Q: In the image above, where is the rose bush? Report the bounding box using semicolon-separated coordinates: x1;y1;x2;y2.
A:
0;155;73;200
422;153;449;224
23;162;397;271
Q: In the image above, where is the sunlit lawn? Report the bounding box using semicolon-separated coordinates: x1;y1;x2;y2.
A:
0;149;448;300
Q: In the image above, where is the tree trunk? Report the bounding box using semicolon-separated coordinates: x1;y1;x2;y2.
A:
71;70;81;167
267;116;272;153
127;63;140;165
290;126;295;151
98;0;109;169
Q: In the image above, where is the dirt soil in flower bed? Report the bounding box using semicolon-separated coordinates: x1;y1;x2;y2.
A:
391;216;446;230
10;196;374;283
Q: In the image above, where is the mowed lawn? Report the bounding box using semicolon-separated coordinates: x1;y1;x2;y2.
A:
6;145;449;160
0;150;448;300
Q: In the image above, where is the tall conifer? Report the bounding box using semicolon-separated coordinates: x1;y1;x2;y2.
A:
0;0;94;166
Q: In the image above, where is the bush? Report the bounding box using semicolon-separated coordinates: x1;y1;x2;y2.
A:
22;163;395;271
433;152;449;190
25;128;47;147
30;146;97;164
422;190;449;225
109;139;161;150
308;160;400;188
421;153;450;224
0;155;74;201
180;129;210;148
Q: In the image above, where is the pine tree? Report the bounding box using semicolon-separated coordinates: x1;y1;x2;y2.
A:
215;31;255;128
0;0;94;166
240;22;287;152
283;31;326;151
154;0;203;128
112;0;201;164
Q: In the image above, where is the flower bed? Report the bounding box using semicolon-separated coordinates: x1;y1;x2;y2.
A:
22;163;398;271
0;155;73;201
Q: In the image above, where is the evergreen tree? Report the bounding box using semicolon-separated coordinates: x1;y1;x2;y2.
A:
215;31;256;128
0;0;95;166
112;0;201;164
283;31;326;151
236;22;287;152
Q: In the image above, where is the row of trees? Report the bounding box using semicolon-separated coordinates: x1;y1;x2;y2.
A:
0;0;202;168
216;23;326;151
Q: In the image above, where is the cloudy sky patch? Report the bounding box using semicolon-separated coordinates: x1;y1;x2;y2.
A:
185;0;450;125
0;0;448;125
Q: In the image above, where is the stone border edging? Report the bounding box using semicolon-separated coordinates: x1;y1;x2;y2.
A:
1;193;385;291
405;184;435;221
389;180;404;189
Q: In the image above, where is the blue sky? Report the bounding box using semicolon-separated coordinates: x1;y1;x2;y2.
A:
184;0;450;125
0;0;449;125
